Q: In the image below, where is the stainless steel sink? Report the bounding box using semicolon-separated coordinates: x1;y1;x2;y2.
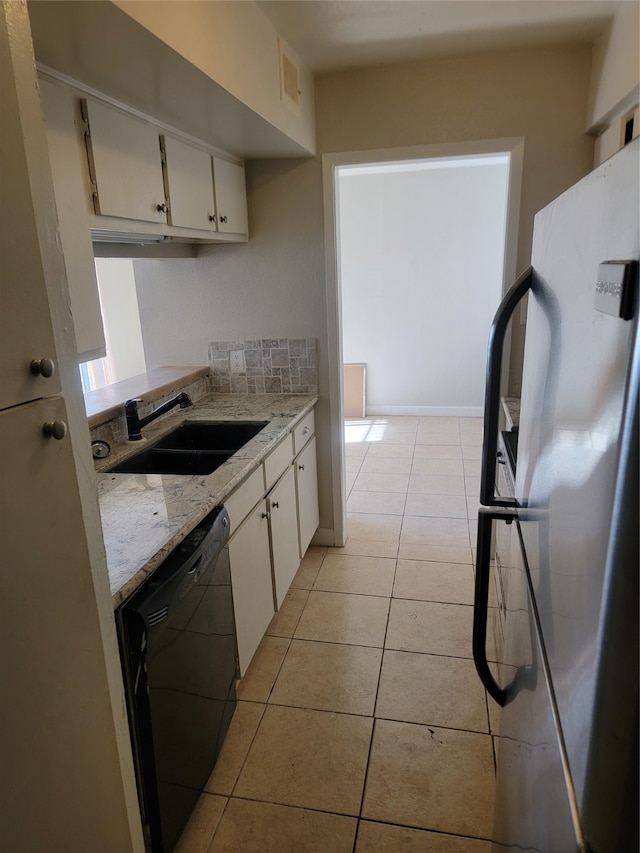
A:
107;421;268;475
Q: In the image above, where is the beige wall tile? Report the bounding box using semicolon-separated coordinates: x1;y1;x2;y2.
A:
269;639;382;715
234;705;373;814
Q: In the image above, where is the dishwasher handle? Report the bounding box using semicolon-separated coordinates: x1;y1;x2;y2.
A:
126;506;230;627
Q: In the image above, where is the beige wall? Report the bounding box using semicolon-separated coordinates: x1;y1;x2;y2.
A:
135;43;595;541
587;0;640;131
115;0;315;153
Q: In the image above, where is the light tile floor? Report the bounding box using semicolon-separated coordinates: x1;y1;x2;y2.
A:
176;417;496;853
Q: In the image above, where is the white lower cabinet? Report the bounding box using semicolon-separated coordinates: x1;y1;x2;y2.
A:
227;502;274;677
268;466;300;608
295;435;319;559
226;411;319;675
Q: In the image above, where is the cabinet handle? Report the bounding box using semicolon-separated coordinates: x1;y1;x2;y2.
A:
209;214;216;223
298;464;305;471
220;215;228;224
30;357;56;378
271;501;279;509
261;511;270;520
42;420;68;440
302;426;310;435
156;203;167;213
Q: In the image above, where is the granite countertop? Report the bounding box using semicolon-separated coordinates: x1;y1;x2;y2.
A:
502;396;520;431
97;393;317;608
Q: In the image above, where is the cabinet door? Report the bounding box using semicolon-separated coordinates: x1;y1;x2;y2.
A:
212;157;248;235
1;44;61;409
269;466;301;608
228;503;274;676
161;135;216;232
40;81;105;360
295;436;319;558
82;99;167;223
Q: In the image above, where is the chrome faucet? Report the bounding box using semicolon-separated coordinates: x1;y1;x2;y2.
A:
124;393;193;441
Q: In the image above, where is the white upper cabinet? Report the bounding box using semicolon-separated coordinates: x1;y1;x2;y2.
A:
81;99;167;224
40;81;105;361
161;135;216;232
212;157;248;235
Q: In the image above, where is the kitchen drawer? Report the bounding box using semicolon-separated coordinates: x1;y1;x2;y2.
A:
293;409;315;454
224;464;265;530
264;433;294;491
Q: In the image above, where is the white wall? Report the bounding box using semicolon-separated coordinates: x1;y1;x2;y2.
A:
339;157;509;414
133;44;594;543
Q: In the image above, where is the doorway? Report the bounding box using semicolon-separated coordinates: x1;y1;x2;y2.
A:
323;138;524;545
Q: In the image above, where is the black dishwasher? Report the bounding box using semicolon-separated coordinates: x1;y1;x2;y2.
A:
116;507;236;853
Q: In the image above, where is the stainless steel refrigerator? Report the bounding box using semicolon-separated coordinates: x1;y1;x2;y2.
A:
473;138;639;852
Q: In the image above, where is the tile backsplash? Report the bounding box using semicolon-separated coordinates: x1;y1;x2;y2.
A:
209;338;318;395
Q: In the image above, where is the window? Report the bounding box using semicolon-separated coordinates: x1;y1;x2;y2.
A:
79;258;146;393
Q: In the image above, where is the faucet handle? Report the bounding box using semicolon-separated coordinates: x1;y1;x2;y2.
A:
125;398;143;409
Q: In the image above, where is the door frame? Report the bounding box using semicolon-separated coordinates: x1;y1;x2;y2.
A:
322;137;525;546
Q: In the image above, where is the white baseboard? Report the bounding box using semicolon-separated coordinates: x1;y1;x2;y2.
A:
365;405;484;417
311;528;335;547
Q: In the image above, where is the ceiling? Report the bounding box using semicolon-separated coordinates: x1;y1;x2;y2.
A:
257;0;623;73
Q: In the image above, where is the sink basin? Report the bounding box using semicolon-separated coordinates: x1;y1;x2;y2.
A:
108;421;268;475
154;421;269;452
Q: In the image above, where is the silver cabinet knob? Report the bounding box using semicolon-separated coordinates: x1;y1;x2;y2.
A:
30;357;56;378
43;420;68;440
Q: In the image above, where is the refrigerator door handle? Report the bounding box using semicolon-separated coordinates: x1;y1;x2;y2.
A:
473;507;517;706
480;267;533;506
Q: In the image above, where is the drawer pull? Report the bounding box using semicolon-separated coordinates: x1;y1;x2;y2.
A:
298;464;305;471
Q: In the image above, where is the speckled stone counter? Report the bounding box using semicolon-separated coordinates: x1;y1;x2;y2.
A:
502;396;520;431
96;394;317;608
